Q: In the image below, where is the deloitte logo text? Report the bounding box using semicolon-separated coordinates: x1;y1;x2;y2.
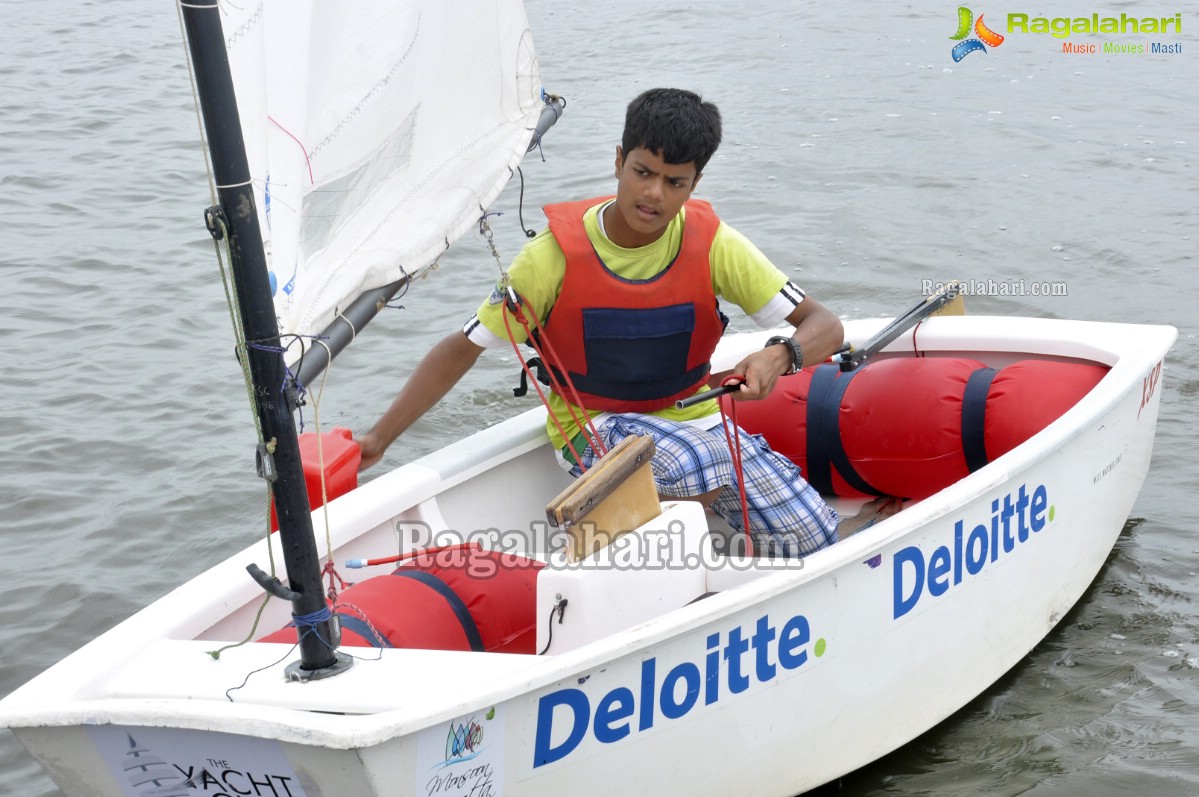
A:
532;613;824;767
950;7;1006;61
892;483;1053;619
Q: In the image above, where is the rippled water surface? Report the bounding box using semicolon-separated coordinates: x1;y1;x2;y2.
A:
1;1;1196;794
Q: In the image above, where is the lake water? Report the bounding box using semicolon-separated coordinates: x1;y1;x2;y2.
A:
1;1;1196;794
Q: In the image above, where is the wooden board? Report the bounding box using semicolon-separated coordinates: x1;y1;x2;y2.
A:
545;434;660;561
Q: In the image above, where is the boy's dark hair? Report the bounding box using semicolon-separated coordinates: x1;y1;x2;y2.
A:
622;88;722;176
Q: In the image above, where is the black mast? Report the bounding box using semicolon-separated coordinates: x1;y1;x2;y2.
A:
181;0;348;678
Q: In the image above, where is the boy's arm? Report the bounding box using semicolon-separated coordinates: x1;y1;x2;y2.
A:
355;331;485;470
728;296;843;401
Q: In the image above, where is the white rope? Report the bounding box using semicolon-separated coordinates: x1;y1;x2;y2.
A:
309;337;338;568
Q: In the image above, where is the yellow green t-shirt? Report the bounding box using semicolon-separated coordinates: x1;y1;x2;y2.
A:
472;201;791;450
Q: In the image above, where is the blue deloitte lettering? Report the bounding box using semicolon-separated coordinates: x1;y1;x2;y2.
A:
532;614;815;767
893;483;1052;619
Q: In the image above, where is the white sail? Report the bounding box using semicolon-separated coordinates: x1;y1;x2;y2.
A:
218;0;544;353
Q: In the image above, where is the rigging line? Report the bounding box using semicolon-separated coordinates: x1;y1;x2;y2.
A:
334;307;360;343
479;211;509;284
527;130;546;162
483;222;603;446
205;590;273;660
910;318;926;357
479;212;606;462
244;339;289;353
246;335;306;432
310;336;345;601
502;311;589;468
322;561;350;604
295;623;386;662
224;642;296;702
384;265;412;309
516;167;536;239
716;375;755;558
501;296;608;464
223;626;380;702
331;600;390;648
211;214;279;571
510;295;608;457
537;598;568;655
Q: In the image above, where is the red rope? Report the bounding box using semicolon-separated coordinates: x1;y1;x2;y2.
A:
500;290;608;468
497;288;753;556
321;560;350;603
910;319;925;357
329;600;389;646
715;376;755;557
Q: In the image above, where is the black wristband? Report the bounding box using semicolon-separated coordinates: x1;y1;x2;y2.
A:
766;335;803;375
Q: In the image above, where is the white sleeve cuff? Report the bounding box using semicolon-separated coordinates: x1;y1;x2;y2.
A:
751;282;805;328
463;315;512;349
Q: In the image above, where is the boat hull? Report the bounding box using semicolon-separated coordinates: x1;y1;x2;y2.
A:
1;316;1175;797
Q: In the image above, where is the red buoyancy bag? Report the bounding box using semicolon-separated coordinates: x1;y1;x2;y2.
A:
260;547;545;654
726;357;1108;500
270;428;361;531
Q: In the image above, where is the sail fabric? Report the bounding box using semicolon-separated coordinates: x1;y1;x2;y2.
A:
217;0;544;354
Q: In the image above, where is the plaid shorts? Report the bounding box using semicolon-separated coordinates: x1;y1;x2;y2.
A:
566;413;839;557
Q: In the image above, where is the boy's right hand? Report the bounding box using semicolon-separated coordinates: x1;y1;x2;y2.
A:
354;431;387;471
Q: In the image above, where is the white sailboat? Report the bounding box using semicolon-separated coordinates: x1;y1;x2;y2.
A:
0;2;1177;796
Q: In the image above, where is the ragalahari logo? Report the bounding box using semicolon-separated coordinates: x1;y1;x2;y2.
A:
950;7;1006;60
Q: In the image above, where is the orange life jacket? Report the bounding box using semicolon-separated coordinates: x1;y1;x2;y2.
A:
537;197;727;413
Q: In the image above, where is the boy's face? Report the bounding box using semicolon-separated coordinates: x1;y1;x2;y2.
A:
605;146;701;248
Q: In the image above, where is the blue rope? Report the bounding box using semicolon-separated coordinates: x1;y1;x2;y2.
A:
245;332;333;433
529;129;546;162
287;605;336;651
293;604;333;629
246;341;288;354
478;209;504;234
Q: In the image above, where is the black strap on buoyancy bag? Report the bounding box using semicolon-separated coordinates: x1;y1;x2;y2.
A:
961;366;998;473
391;570;486;652
805;364;886;498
